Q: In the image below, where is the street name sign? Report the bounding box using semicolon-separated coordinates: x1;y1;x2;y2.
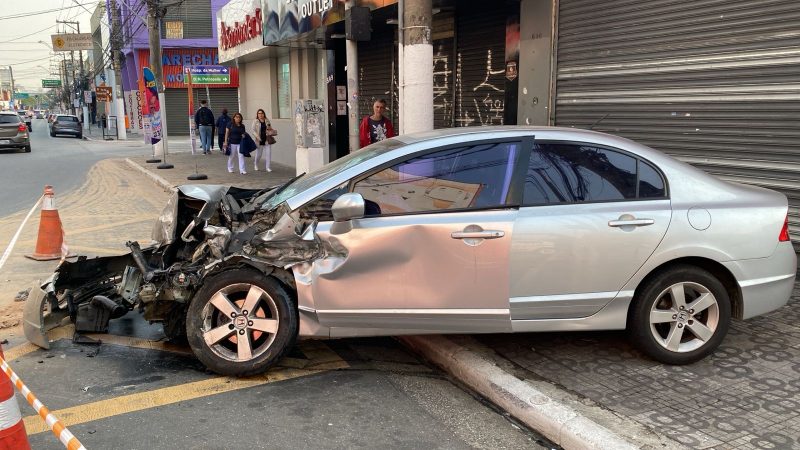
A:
42;79;62;88
96;86;112;102
185;66;230;85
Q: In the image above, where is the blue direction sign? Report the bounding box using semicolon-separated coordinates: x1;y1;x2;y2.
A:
185;66;230;84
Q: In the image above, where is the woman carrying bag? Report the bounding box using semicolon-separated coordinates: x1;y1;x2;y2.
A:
250;108;277;172
223;112;249;175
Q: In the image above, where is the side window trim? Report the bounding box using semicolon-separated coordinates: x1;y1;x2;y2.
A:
348;138;526;217
523;139;670;207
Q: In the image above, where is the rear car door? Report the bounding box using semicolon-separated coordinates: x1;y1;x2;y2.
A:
310;139;526;333
509;141;672;320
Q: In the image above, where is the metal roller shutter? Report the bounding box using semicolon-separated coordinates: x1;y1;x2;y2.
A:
358;29;398;127
454;3;507;127
164;88;240;136
554;0;800;248
161;0;213;39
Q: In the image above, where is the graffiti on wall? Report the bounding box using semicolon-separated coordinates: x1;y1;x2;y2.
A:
458;49;505;127
432;43;453;124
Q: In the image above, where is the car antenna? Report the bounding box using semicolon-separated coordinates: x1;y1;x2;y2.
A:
589;113;610;130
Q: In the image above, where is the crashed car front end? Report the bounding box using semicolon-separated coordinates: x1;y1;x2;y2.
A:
23;182;324;349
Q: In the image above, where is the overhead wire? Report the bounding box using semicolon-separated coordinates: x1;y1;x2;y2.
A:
0;2;95;21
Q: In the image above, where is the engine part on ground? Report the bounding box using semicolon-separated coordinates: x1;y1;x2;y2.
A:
91;295;127;319
74;300;111;333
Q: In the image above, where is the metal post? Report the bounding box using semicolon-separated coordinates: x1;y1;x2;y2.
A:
345;0;360;152
111;0;128;140
401;0;433;134
147;0;172;169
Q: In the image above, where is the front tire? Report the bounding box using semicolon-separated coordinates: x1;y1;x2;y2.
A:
186;269;298;376
629;265;731;364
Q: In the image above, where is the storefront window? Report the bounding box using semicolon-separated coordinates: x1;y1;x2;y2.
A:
277;56;291;118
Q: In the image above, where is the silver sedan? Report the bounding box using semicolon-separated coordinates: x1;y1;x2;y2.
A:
25;126;797;376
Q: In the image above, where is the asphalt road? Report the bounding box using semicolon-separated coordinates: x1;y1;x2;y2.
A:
0;118;143;216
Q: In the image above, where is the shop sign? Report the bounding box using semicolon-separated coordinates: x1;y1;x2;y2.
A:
218;0;265;63
185;66;231;85
165;21;184;39
220;8;262;50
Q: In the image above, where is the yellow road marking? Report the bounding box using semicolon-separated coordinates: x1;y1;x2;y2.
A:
7;326;349;435
23;367;324;435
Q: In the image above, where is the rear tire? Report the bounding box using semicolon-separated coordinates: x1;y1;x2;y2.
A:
77;134;82;139
24;145;31;153
629;265;731;364
50;131;55;137
186;269;298;376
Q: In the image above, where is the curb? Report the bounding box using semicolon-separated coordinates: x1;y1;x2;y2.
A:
399;335;642;450
124;158;176;193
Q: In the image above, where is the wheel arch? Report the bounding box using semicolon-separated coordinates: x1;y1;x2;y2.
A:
628;257;743;323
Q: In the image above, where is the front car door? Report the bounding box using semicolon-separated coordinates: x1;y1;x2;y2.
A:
308;139;526;334
509;140;672;322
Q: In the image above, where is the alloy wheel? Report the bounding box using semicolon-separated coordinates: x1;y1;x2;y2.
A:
648;281;720;353
200;283;280;362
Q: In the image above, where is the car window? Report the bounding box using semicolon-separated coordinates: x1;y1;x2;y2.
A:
0;115;20;124
353;141;520;216
298;183;349;222
638;160;666;198
261;138;404;211
57;116;79;122
523;142;665;205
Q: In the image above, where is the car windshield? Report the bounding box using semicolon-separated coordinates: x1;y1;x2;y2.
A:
0;115;20;123
261;138;405;210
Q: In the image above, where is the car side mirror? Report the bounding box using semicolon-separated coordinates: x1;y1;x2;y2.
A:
332;193;365;222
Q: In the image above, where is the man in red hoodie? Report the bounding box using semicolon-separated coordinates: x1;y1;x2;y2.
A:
359;99;395;148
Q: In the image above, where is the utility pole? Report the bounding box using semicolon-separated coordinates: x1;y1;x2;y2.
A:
345;0;360;152
147;0;172;169
401;0;433;134
8;66;15;110
110;0;127;140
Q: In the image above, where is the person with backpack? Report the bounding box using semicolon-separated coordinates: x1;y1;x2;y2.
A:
215;109;232;153
194;99;215;155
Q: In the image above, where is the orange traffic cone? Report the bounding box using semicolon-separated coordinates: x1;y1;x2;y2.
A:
25;186;74;261
0;344;32;450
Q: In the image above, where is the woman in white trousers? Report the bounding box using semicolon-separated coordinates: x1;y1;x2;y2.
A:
250;109;275;172
223;112;248;175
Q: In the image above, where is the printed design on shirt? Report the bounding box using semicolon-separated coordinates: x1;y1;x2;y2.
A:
372;122;388;142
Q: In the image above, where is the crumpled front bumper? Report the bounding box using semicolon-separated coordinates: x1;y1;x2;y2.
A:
22;280;68;349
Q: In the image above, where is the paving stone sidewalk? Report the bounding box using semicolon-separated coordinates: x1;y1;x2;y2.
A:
479;281;800;449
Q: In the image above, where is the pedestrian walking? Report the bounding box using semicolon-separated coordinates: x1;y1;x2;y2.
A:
194;99;215;155
215;109;231;153
224;112;248;175
359;99;395;148
250;109;276;172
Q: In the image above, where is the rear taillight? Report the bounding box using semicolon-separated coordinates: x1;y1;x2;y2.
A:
17;123;26;132
779;214;790;242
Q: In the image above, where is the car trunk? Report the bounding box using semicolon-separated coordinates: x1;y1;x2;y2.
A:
0;117;21;138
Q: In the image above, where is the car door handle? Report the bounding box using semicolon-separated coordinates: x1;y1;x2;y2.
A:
608;218;655;227
451;230;505;239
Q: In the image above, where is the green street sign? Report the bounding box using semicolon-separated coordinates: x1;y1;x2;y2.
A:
13;92;29;99
186;74;230;85
42;79;62;88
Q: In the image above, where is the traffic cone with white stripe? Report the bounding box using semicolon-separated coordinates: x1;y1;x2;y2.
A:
25;185;73;261
0;344;32;450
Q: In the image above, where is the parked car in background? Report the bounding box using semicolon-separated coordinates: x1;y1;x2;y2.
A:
24;127;796;376
17;110;32;132
49;114;82;139
0;111;31;152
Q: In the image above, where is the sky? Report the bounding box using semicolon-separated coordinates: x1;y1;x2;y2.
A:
0;1;96;93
